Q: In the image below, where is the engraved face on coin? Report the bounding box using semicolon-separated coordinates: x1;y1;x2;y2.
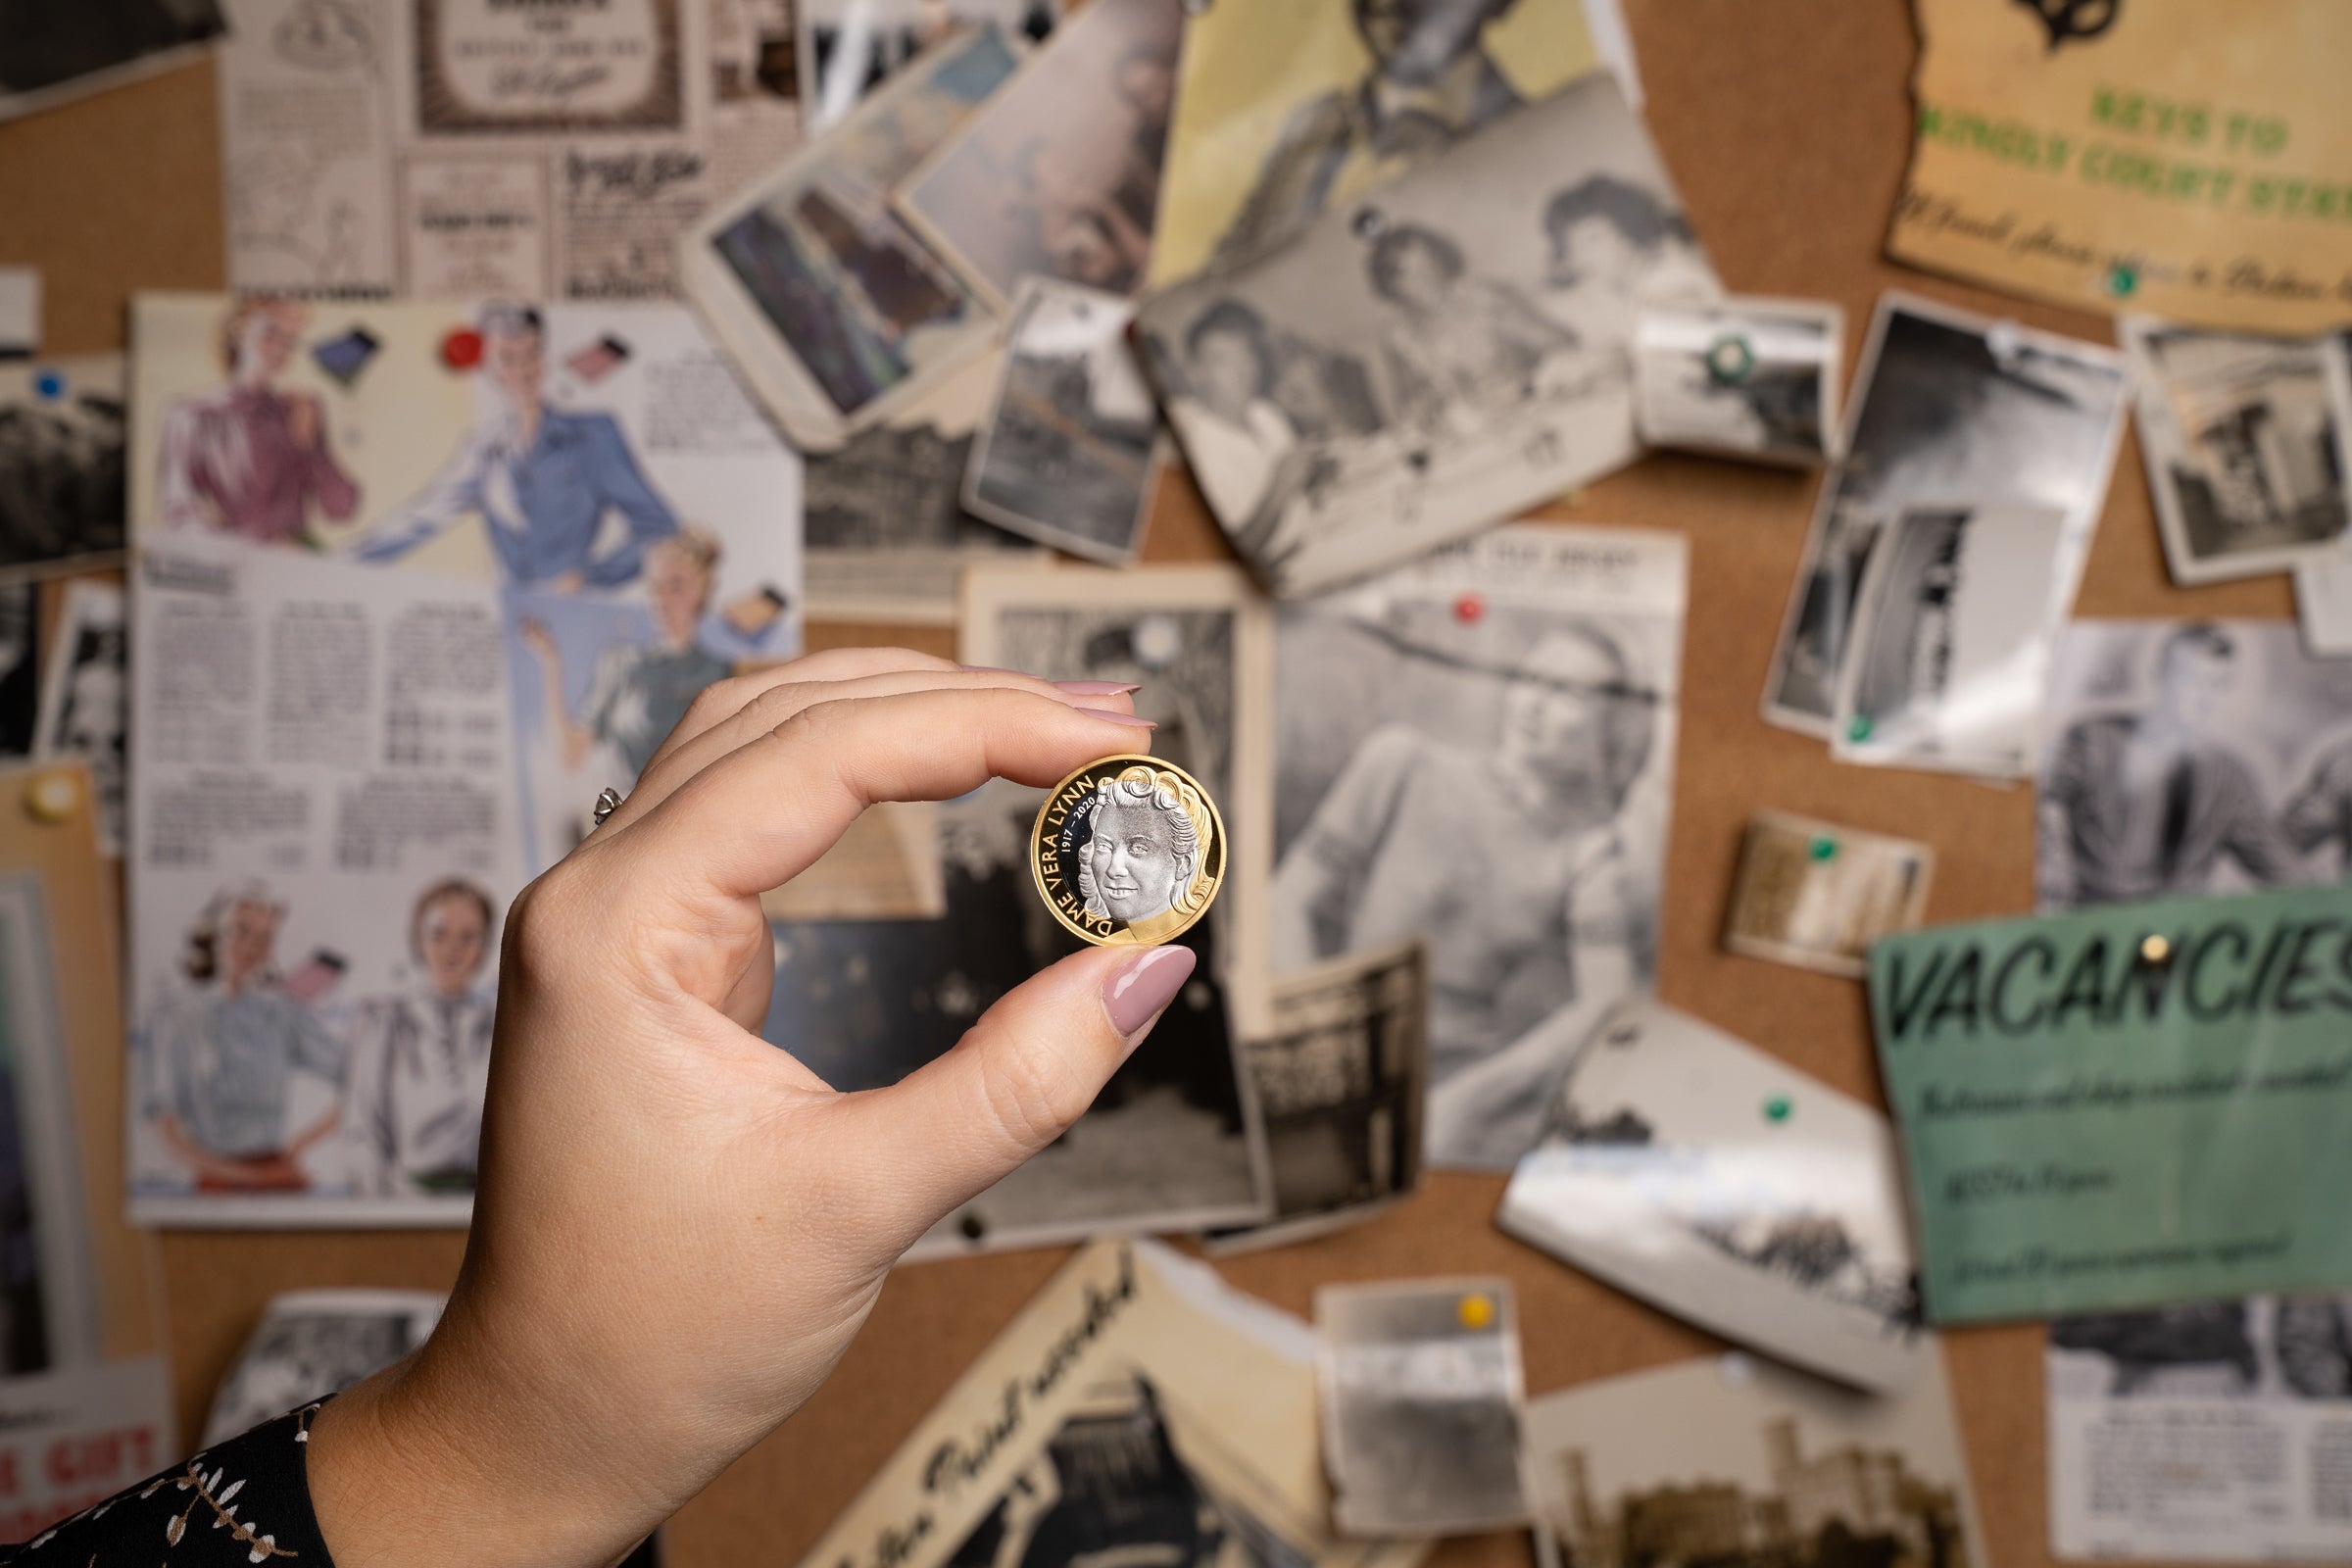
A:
1031;755;1226;947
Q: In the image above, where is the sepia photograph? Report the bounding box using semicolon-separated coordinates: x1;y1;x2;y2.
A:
31;579;125;856
2035;619;2352;910
963;280;1161;564
1498;998;1925;1394
1763;294;2127;735
1273;524;1684;1169
1831;502;2070;778
896;0;1181;303
682;26;1020;449
1149;0;1602;284
799;0;1058;128
1526;1352;1984;1568
2122;319;2352;587
1317;1278;1529;1535
1633;297;1842;467
1209;941;1429;1255
1723;810;1934;979
1136;75;1718;599
0;358;127;578
201;1289;444;1445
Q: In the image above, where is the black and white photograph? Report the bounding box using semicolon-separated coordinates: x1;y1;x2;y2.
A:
1722;810;1934;979
0;0;224;121
963;279;1162;564
1272;524;1684;1170
1136;74;1719;600
1633;297;1843;467
2035;619;2352;910
1831;503;2070;778
1209;940;1428;1256
32;579;124;857
2047;1297;2352;1559
800;0;1059;129
895;0;1181;304
1525;1353;1985;1568
0;270;34;361
0;584;37;758
200;1289;445;1445
801;352;1044;623
1498;998;1924;1394
1762;294;2128;735
0;358;128;578
1316;1278;1529;1535
2124;320;2352;587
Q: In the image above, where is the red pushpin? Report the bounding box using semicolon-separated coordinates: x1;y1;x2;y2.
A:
441;328;484;369
1453;591;1486;624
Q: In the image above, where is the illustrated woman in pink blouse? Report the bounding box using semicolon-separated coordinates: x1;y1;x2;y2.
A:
156;298;361;546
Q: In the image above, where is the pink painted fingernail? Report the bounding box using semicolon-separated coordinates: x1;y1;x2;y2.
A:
1055;680;1142;696
1103;946;1198;1038
1075;708;1155;728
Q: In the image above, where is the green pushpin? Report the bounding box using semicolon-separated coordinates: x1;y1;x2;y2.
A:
1764;1096;1793;1123
1846;715;1873;743
2107;262;2138;298
1706;333;1756;385
1809;836;1838;862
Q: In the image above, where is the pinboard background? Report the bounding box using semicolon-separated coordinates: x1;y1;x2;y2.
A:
0;3;2291;1564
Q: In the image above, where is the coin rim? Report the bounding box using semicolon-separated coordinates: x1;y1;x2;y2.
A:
1029;753;1228;949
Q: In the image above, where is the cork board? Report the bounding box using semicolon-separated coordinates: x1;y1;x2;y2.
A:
0;4;2291;1564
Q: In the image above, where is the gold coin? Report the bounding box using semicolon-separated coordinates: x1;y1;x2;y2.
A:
1031;755;1226;947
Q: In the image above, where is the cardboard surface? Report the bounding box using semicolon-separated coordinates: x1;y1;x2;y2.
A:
0;2;2298;1563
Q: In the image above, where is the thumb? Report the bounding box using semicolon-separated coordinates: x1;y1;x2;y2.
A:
834;942;1200;1250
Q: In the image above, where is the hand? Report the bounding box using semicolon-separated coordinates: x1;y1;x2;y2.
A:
307;649;1184;1568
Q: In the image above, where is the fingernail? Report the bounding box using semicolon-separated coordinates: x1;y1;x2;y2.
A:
1103;946;1198;1038
1075;708;1155;728
1055;680;1142;696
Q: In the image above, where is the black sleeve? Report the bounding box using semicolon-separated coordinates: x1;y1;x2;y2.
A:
0;1403;336;1565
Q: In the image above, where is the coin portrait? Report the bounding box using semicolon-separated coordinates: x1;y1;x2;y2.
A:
1032;756;1226;946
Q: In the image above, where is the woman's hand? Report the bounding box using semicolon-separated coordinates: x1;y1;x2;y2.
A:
308;649;1189;1568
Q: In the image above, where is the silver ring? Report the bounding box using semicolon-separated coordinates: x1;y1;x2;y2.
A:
592;786;625;829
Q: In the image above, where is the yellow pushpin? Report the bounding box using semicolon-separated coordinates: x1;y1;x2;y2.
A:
2138;933;2172;967
1457;1293;1495;1331
24;770;80;825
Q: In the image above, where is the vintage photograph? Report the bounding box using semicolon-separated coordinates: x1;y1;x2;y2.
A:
1633;297;1842;467
201;1289;445;1445
0;585;35;758
2048;1297;2352;1559
2036;619;2352;910
1209;941;1429;1255
0;0;224;121
802;351;1044;623
402;0;696;140
0;358;127;579
1137;76;1718;598
1149;0;1600;285
1272;524;1684;1170
0;269;35;361
800;0;1057;127
1831;503;2070;779
1317;1279;1528;1535
963;280;1161;564
2122;320;2352;587
683;26;1019;448
1498;998;1924;1394
31;580;125;857
1723;810;1933;979
1526;1353;1985;1568
896;0;1181;303
1763;294;2128;735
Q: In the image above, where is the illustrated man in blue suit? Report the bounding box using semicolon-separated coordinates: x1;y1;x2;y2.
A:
351;305;678;590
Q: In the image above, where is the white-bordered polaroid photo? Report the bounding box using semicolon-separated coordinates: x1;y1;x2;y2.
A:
202;1288;445;1445
962;279;1162;564
0;358;126;582
1136;74;1718;599
2034;619;2352;911
1274;522;1686;1171
2123;318;2352;587
1762;292;2128;737
1634;296;1843;467
894;0;1180;306
1526;1350;1989;1568
1208;939;1429;1256
0;1;224;122
1316;1277;1529;1537
680;26;1022;451
0;269;37;360
1497;997;1925;1393
1830;502;2071;778
1722;810;1934;979
31;579;125;858
798;0;1059;130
